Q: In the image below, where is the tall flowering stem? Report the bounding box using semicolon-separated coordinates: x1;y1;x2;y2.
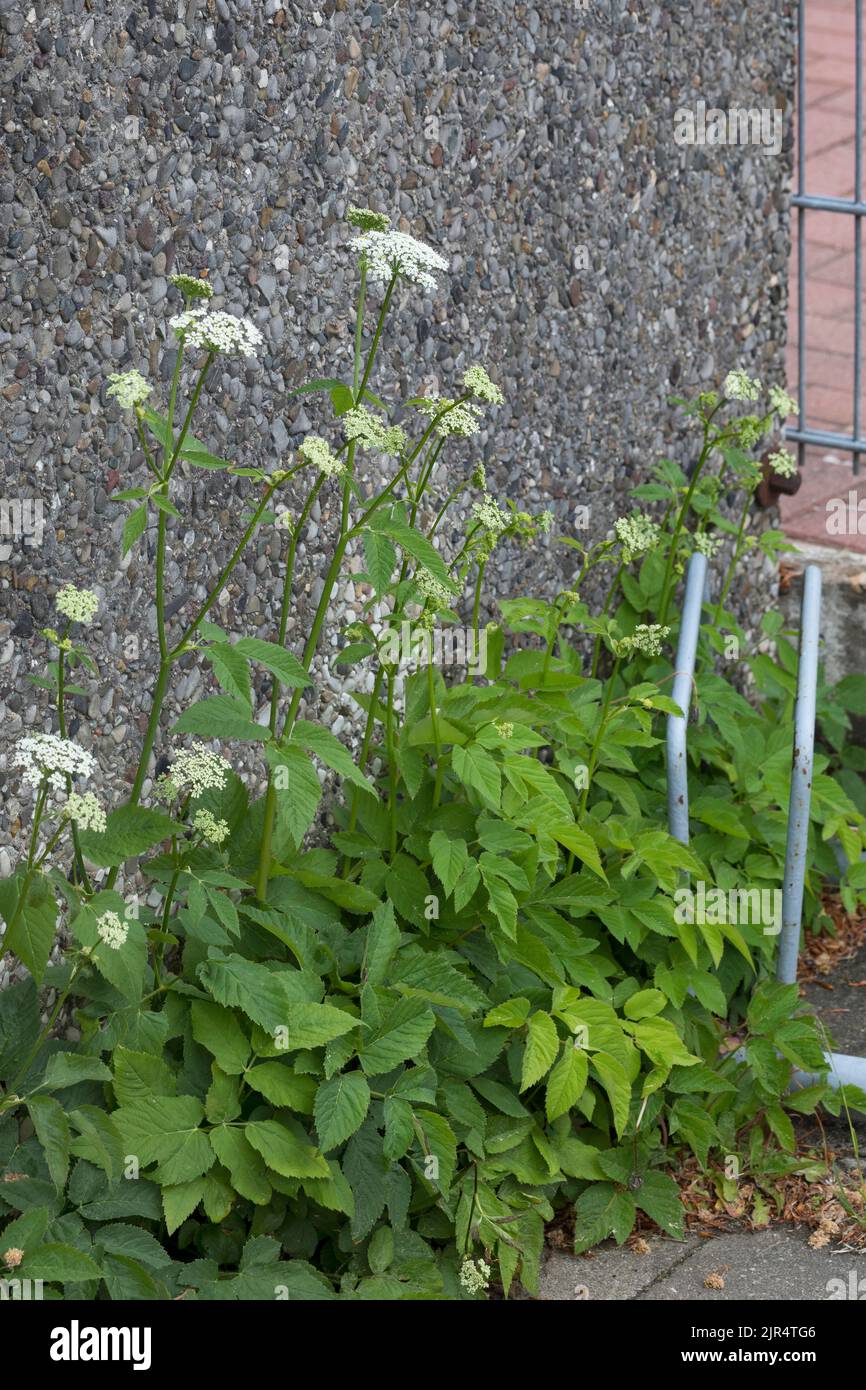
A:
55;634;91;890
255;268;400;898
657;402;726;626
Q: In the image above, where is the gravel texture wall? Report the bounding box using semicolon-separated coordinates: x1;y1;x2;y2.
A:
0;0;795;868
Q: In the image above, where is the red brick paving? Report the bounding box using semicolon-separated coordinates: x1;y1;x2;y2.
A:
782;0;866;553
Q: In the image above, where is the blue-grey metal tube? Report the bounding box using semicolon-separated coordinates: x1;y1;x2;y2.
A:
797;0;806;472
666;551;707;845
785;424;866;453
792;1053;866;1091
855;0;863;474
776;564;822;985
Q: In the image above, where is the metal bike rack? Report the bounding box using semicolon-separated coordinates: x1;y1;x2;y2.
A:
666;551;707;846
665;558;866;1091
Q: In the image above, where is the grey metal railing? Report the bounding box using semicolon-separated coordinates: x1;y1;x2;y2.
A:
787;0;864;473
665;559;866;1090
666;551;707;845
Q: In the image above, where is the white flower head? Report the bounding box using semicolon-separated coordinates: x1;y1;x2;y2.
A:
14;733;96;793
471;494;510;537
415;566;456;610
275;508;294;531
347;207;390;233
160;743;231;800
169;273;214;301
106;370;151;410
169;306;208;339
693;532;722;559
463;365;504;405
538;510;554;535
63;791;107;833
355;229;448;292
96;910;128;951
493;721;513;740
298;435;345;478
341;407;407;457
170;309;263;358
418;396;482;439
724;369;762;402
617;623;671;658
769;448;798;479
459;1257;491;1295
768;385;799;419
56;584;99;625
614;513;660;564
192;808;230;844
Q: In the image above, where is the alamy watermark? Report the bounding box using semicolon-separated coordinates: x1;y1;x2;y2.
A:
674;101;782;156
378;622;487;677
674;880;782;935
0;497;44;561
825;490;866;537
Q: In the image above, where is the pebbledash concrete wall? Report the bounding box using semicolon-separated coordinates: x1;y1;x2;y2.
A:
0;0;796;865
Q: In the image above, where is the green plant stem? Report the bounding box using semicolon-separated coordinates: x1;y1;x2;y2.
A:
3;788;55;952
353;262;367;395
427;644;444;807
255;274;398;899
590;560;623;679
357;273;396;405
712;491;752;628
342;668;384;863
8;956;87;1096
255;481;326;900
471;561;486;683
165;353;214;480
580;655;621;819
56;639;91;891
172;484;278;654
657;404;726;625
135;415;161;482
542;592;570;684
385;670;398;858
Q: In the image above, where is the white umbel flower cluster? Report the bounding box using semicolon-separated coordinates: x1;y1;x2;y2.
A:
768;385;798;418
724;369;762;402
170;307;264;358
106;370;151;410
617;623;671;658
341;408;407;457
458;1257;491;1295
63;791;107;833
14;733;97;792
614;513;660;564
471;495;510;537
693;532;722;559
347;207;390;232
769;448;798;479
169;273;214;301
415;566;456;610
56;584;99;625
418;396;481;439
355;229;448;292
298;436;345;478
159;744;231;800
96;910;128;951
463;365;504;405
193;808;230;844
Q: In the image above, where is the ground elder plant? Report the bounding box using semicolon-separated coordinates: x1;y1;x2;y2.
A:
2;215;866;1301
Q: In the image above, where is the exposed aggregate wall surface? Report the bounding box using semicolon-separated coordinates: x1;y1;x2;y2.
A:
0;0;795;876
